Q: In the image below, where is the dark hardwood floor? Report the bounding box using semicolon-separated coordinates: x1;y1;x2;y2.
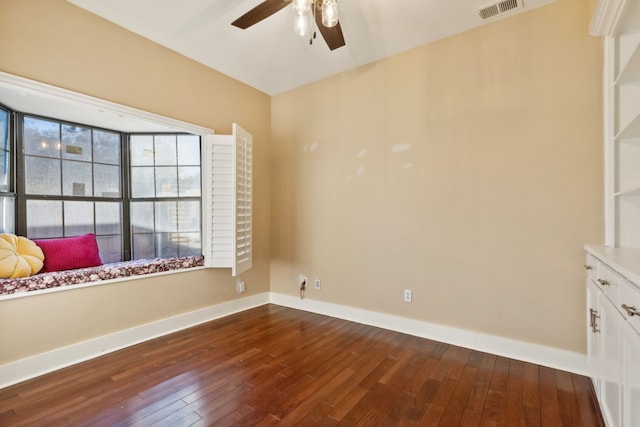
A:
0;304;603;426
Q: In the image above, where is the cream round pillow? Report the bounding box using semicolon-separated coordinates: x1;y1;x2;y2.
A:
0;234;45;278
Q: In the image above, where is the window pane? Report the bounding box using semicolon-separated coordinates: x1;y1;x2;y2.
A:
0;195;15;234
155;201;178;232
156;233;179;258
177;201;201;232
155;167;177;197
154;135;177;166
96;202;121;235
0;110;9;193
0;150;8;193
97;235;121;264
94;164;121;197
131;167;155;198
94;130;120;165
62;160;92;197
0;109;7;151
130;202;154;233
25;156;61;195
64;200;94;236
24;117;60;158
132;233;155;259
27;200;62;238
177;135;200;165
178;166;200;197
130;135;154;166
178;232;201;256
62;125;91;161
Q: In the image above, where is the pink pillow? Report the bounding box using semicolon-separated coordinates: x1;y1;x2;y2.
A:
34;233;103;272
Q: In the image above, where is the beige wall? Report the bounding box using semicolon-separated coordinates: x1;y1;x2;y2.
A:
271;0;603;353
0;0;271;363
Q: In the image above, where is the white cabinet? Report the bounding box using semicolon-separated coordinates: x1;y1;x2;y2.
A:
590;0;640;246
588;2;640;424
585;246;640;427
586;258;622;426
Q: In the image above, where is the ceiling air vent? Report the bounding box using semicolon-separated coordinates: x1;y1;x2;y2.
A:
478;0;523;20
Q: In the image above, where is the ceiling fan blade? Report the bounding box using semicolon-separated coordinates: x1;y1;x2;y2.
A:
314;12;346;51
232;0;291;29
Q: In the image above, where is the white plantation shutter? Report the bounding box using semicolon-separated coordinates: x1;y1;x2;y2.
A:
233;124;252;275
203;124;252;276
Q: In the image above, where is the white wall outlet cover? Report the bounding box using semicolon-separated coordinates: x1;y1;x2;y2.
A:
314;279;321;289
236;280;246;293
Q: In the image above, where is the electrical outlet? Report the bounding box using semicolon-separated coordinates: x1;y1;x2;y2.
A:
236;280;246;293
404;289;412;302
315;279;321;290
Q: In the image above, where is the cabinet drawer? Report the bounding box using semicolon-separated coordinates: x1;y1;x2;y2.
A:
585;254;598;282
621;280;640;335
597;263;621;307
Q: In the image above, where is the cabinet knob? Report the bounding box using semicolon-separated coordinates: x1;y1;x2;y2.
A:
584;264;593;270
597;279;610;286
622;304;640;317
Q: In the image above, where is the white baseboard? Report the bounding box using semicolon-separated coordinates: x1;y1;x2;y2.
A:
269;293;588;376
0;291;587;389
0;292;270;389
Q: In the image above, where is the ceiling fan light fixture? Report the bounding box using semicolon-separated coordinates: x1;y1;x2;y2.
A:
231;0;345;50
292;0;311;16
321;0;339;28
293;12;310;36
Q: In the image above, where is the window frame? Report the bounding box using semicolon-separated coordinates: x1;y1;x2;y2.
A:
0;104;16;234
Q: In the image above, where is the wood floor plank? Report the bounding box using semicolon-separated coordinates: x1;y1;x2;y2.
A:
571;374;605;427
477;355;510;426
0;304;604;426
556;369;580;426
437;350;483;426
501;359;525;426
540;365;563;426
458;352;497;427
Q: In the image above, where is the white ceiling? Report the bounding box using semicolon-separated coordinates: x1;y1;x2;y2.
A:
66;0;554;96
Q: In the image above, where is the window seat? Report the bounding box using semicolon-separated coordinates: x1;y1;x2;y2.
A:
0;255;205;297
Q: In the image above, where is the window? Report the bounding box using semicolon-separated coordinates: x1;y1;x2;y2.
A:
5;112;202;263
20;115;123;262
130;134;201;259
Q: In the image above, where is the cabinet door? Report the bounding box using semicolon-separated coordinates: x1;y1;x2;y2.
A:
587;279;601;394
622;321;640;427
600;297;623;427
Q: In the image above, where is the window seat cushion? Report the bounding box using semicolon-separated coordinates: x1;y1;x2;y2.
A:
0;255;205;296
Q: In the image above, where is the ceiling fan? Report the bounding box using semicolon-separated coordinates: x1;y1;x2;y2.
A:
231;0;346;51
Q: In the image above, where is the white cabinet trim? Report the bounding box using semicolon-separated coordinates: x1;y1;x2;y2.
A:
590;0;631;36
